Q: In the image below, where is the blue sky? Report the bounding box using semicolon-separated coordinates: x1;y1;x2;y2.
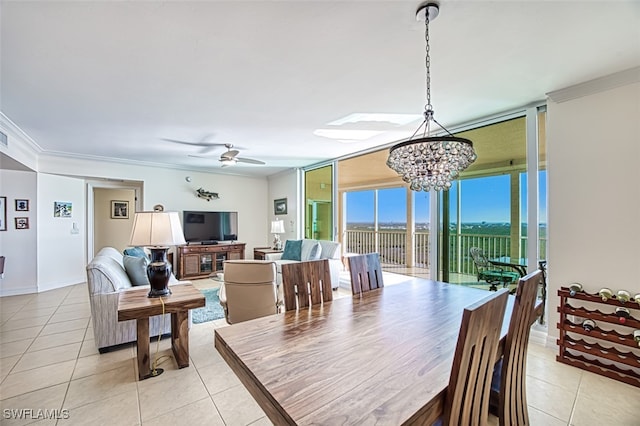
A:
346;171;547;224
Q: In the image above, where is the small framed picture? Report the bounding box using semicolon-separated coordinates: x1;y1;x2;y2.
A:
15;217;29;230
54;201;72;218
274;198;288;215
111;200;129;219
0;196;6;231
15;199;29;211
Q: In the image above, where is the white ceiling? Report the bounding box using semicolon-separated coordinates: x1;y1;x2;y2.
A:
1;0;639;177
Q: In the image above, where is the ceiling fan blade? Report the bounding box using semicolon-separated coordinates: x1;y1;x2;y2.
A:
221;149;240;159
162;138;226;148
236;157;265;165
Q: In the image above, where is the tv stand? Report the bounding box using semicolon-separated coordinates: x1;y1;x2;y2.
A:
176;243;245;280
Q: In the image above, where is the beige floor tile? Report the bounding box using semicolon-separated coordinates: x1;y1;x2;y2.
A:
72;348;134;380
64;363;136;409
189;322;216;347
48;310;91;324
53;303;89;314
0;338;34;359
0;315;51;333
62;387;139;426
39;318;89;336
248;417;275;426
83;326;94;340
78;339;100;358
0;355;21;382
197;360;242;396
212;384;267;426
526;351;583;393
527;375;576;422
0;326;43;344
0;383;67;426
0;360;75;400
138;368;209;421
13;343;81;373
8;307;57;321
143;397;224;426
527;342;558;361
27;329;86;352
529;406;567;426
189;342;220;370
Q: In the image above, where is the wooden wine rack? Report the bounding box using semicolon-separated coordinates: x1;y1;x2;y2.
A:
557;288;640;387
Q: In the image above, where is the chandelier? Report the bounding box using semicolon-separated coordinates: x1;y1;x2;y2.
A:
387;3;476;191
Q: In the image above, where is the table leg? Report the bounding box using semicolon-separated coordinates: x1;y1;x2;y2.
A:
136;318;151;380
171;310;190;368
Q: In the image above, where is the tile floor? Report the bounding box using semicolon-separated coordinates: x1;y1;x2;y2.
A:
1;280;639;425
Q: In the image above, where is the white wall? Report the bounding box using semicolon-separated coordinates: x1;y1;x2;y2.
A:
93;188;136;253
267;169;300;246
0;169;38;295
37;173;86;292
546;80;640;342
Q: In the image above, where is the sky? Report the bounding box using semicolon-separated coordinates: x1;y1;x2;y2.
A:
346;171;547;224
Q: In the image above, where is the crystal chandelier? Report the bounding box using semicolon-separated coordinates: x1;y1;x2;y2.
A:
387;3;476;191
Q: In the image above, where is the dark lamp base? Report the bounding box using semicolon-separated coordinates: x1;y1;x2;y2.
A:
147;247;172;298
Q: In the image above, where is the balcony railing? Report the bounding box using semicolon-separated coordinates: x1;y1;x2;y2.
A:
344;229;547;276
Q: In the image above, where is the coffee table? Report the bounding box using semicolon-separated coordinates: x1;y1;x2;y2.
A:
117;283;205;380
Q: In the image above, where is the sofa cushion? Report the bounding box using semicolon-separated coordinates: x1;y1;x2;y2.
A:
301;239;321;261
318;240;340;260
123;246;147;258
123;255;150;286
281;240;302;261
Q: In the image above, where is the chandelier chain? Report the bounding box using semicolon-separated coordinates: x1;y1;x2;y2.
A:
424;8;432;113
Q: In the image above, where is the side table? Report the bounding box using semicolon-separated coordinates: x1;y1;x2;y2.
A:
253;247;283;260
117;283;205;380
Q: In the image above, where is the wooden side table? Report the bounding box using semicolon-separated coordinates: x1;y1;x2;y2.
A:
117;283;205;380
253;247;283;260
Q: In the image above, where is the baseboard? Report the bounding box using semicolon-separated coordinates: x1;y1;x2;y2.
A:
0;286;38;297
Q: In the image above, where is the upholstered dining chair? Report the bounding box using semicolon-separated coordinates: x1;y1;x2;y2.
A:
436;288;509;426
347;252;384;295
281;259;332;311
490;269;542;426
218;260;278;324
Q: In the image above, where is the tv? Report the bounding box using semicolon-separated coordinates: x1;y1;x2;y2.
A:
183;211;238;243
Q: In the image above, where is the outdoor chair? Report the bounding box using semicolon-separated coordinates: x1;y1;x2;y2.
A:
348;252;384;295
281;259;332;311
469;247;520;291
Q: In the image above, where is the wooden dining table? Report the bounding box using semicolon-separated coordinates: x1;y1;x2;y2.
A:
215;278;539;425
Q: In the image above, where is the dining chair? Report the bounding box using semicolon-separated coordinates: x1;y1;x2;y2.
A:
347;252;384;295
218;260;279;324
441;288;510;426
281;259;332;310
469;247;520;291
490;269;542;426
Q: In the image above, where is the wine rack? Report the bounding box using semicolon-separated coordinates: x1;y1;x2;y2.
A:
557;288;640;387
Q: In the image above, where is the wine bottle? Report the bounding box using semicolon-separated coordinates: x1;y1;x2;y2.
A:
582;319;596;332
568;283;583;297
617;290;631;303
615;307;630;324
634;330;640;348
634;293;640;305
598;288;613;301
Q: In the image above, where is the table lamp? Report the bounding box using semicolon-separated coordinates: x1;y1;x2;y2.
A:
270;219;285;250
129;211;186;297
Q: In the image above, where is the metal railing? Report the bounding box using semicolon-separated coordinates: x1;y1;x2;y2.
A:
344;229;547;275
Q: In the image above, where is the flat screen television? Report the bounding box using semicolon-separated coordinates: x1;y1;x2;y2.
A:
183;211;238;243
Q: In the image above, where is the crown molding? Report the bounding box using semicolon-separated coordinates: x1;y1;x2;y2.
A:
0;112;43;153
547;66;640;103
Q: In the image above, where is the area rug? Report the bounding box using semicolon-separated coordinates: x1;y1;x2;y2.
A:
192;288;225;324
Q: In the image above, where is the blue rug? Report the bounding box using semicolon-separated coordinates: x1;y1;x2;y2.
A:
192;288;225;324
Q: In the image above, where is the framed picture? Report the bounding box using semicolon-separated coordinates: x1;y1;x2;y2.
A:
15;199;29;211
15;217;29;230
274;198;288;215
0;196;6;231
54;201;73;218
111;200;129;219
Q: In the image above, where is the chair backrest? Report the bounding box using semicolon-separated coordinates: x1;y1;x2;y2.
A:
222;260;278;324
497;269;541;426
348;253;384;295
469;247;491;270
281;259;332;311
445;288;509;426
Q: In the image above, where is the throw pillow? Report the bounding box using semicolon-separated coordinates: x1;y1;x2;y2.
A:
123;255;150;286
281;240;302;261
123;246;147;258
308;242;322;260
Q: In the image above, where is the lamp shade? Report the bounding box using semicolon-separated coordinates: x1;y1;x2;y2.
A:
129;211;186;247
270;219;285;234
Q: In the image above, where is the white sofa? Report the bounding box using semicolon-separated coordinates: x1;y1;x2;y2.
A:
264;239;342;290
86;247;190;353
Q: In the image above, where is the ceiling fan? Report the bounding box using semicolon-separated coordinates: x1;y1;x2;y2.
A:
191;143;266;167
